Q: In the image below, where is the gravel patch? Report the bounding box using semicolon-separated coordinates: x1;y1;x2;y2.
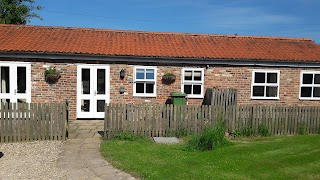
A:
0;141;64;180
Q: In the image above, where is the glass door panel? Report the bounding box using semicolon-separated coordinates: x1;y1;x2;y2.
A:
81;99;90;112
97;69;106;94
1;66;10;93
82;69;90;94
17;67;26;94
97;100;105;112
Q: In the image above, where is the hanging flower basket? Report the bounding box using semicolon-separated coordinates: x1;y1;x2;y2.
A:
45;67;61;84
162;73;176;84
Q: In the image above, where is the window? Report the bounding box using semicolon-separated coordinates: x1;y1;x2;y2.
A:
182;68;204;98
133;66;157;97
300;71;320;100
251;70;280;99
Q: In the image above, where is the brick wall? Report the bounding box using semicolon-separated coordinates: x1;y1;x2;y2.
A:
31;61;77;119
108;65;320;106
2;59;319;120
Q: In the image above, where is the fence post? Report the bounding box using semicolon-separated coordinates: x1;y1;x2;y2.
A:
104;103;109;140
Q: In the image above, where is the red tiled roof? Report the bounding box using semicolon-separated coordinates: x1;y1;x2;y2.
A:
0;24;319;62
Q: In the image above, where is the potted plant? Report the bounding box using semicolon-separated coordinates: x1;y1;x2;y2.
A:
45;67;61;84
162;72;176;84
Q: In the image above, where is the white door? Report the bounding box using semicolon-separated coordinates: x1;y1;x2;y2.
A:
77;65;110;118
0;63;31;103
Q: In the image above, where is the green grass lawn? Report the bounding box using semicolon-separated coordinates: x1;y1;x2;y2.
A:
100;135;320;179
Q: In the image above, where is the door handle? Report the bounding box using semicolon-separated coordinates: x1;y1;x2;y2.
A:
94;90;97;96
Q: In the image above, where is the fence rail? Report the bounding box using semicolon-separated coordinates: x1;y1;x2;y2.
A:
104;104;320;139
0;102;68;143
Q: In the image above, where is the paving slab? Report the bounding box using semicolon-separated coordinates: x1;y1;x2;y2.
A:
153;137;180;144
58;120;136;180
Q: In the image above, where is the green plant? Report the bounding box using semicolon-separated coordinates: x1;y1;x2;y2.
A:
187;121;228;151
111;132;145;141
44;67;61;83
163;72;175;78
167;128;189;137
298;122;307;135
257;124;271;137
232;126;255;137
45;67;60;75
318;127;320;134
162;72;176;84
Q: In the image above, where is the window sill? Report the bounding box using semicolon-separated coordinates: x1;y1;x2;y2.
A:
133;94;157;98
299;98;320;100
186;95;204;99
251;97;279;100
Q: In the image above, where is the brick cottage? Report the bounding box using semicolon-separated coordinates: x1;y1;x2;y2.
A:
0;24;319;120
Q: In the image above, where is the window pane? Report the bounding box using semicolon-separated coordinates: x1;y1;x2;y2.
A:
136;83;144;93
266;86;278;97
254;72;265;83
184;71;192;80
314;74;320;84
17;67;26;93
81;100;90;112
313;87;320;97
194;71;202;81
82;69;90;94
302;74;313;84
97;100;105;112
146;83;154;93
97;69;105;94
253;86;265;97
1;67;10;93
301;87;312;97
184;85;192;94
267;73;277;83
136;69;145;79
193;85;201;95
146;69;154;79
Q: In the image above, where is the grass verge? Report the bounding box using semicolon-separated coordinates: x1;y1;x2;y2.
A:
100;135;320;179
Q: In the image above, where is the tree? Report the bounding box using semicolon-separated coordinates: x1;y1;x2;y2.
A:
0;0;43;24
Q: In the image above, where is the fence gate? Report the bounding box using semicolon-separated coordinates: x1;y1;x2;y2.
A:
202;87;237;106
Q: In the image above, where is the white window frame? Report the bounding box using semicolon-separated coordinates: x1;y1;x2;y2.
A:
181;68;204;98
251;70;280;100
133;66;157;97
299;71;320;100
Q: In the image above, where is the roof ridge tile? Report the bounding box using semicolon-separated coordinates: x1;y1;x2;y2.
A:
0;24;313;41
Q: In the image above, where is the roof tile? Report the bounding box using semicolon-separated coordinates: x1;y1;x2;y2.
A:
0;24;319;62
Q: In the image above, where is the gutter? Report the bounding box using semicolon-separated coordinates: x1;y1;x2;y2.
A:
0;51;320;68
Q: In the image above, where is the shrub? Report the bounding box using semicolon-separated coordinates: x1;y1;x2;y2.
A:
232;126;255;137
187;121;228;151
167;128;189;138
298;123;307;135
257;124;271;137
111;132;145;141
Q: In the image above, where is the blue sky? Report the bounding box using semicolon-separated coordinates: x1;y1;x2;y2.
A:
30;0;320;43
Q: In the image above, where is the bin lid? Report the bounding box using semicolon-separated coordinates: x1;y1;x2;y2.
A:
170;92;186;97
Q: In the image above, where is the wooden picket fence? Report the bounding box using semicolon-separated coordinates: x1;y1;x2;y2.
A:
104;104;320;139
0;102;69;143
